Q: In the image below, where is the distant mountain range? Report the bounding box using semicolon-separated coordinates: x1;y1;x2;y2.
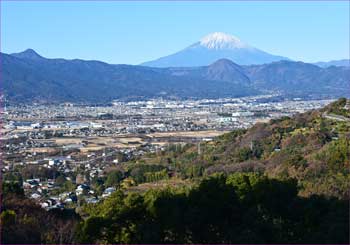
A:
2;48;349;103
313;59;350;68
141;32;290;67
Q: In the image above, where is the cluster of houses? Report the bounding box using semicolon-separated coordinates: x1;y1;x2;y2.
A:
22;176;118;210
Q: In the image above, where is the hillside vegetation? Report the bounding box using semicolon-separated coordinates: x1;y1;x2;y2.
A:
129;98;350;199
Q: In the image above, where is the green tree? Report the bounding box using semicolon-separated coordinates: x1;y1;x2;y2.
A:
0;210;16;226
2;181;24;197
105;170;123;187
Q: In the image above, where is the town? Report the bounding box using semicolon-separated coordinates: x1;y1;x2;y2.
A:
1;94;334;210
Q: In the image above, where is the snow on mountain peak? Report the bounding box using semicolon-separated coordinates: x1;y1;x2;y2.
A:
199;32;249;50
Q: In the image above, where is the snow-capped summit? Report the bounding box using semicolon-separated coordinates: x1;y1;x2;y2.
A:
141;32;289;67
199;32;249;49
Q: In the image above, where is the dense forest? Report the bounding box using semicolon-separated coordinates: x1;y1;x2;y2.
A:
1;98;349;244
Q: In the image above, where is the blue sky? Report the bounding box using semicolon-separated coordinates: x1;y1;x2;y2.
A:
2;1;349;64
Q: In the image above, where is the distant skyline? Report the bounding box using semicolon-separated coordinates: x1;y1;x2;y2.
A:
2;1;349;64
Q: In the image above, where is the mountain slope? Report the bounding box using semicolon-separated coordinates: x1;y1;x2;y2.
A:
11;49;46;61
204;59;251;84
161;59;251;85
245;61;350;96
314;59;350;68
141;32;289;67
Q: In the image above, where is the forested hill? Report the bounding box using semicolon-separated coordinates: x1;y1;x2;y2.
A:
132;98;350;199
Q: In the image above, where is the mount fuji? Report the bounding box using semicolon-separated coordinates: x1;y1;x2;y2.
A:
141;32;290;67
